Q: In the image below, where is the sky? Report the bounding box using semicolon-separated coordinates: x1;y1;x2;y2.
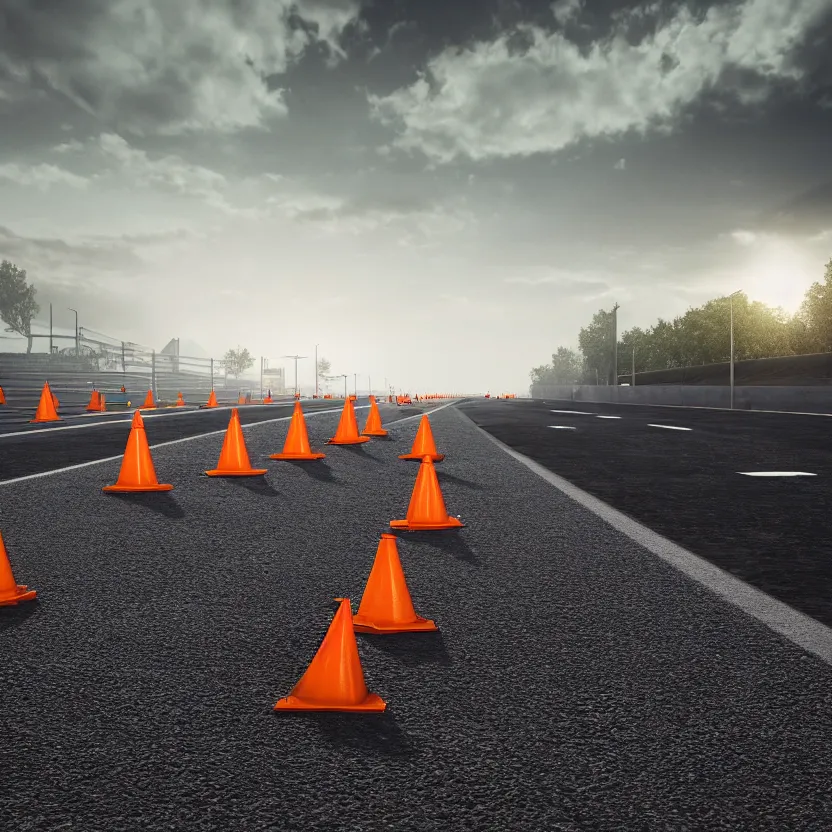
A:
1;0;831;394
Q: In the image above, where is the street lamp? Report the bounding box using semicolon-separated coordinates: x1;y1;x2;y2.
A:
68;308;79;355
354;373;357;397
282;354;308;396
334;373;348;399
314;343;319;398
727;290;742;410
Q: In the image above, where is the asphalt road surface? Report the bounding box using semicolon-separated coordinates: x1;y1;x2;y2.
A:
2;400;832;830
0;399;372;481
458;397;832;630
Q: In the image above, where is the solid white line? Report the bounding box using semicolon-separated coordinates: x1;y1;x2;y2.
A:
548;425;577;430
457;408;832;667
738;472;817;477
550;409;593;415
648;424;692;431
0;401;453;487
596;415;622;419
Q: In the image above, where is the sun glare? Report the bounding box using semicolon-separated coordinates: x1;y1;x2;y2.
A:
737;239;818;314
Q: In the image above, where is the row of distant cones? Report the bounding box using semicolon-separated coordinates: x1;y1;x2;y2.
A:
1;395;463;713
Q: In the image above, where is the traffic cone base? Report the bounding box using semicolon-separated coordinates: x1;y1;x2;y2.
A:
399;451;444;461
205;408;266;476
390;516;463;531
273;693;386;713
269;451;325;460
353;615;437;634
274;598;386;713
363;429;388;437
103;482;174;493
327;435;370;445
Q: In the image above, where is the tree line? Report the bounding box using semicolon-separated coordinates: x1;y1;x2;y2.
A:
530;258;832;387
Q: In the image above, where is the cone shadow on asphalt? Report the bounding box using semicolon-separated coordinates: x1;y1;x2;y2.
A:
390;529;479;565
359;630;452;667
436;472;484;491
332;445;383;463
0;599;40;631
227;477;282;498
289;711;415;757
106;492;185;519
283;460;338;482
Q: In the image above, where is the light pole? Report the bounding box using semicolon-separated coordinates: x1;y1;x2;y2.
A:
611;302;620;385
314;344;319;397
334;373;348;399
282;354;307;396
354;373;357;397
727;290;741;410
68;308;79;355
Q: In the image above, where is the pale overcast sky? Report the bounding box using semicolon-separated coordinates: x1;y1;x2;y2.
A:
1;0;831;392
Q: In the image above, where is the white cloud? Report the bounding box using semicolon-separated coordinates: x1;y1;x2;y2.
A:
0;0;363;135
731;229;757;244
0;162;89;190
614;158;626;170
369;0;829;163
551;0;583;27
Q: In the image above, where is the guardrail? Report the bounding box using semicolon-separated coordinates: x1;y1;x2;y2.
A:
531;384;832;414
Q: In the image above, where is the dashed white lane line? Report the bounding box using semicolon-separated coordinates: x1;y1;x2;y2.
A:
548;425;577;430
458;408;832;667
550;409;593;415
738;472;817;477
648;424;692;431
596;415;622;419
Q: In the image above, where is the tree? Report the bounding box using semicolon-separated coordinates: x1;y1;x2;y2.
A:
222;346;254;378
317;356;331;378
796;258;832;352
578;308;615;383
0;260;40;354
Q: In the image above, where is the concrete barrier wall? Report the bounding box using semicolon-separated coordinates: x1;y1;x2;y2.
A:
531;384;832;414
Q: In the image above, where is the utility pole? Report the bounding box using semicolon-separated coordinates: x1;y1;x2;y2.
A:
611;303;619;386
68;307;79;355
728;290;741;409
282;354;308;396
49;303;53;354
259;356;264;402
314;343;319;397
354;373;357;396
632;345;636;386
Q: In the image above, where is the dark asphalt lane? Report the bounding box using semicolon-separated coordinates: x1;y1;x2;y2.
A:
0;399;426;481
459;397;832;630
2;405;832;830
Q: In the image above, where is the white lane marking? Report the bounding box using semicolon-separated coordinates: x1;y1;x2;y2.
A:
550;409;593;415
539;397;832;418
457;408;832;668
738;472;817;477
0;402;453;487
548;425;577;430
596;415;621;419
648;424;692;431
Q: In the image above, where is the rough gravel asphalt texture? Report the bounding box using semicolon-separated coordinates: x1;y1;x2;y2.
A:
2;402;832;831
459;397;832;630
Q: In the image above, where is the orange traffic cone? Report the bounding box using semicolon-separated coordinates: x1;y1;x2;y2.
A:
206;408;267;476
0;385;5;404
270;402;325;460
327;397;370;445
205;390;218;408
99;394;106;412
361;398;388;437
103;411;173;493
175;391;185;407
30;382;61;423
352;535;437;634
86;389;101;412
274;598;386;712
398;414;444;461
391;455;463;531
140;389;156;409
0;530;37;606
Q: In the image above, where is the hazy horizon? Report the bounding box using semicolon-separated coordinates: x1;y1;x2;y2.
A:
1;0;831;392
